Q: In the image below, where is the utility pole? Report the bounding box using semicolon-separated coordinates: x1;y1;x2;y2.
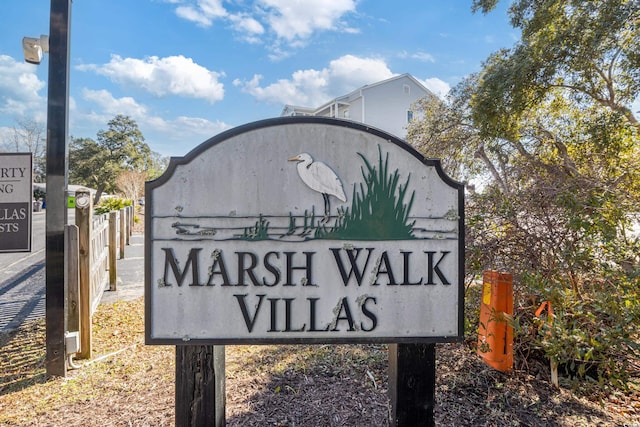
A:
45;0;71;377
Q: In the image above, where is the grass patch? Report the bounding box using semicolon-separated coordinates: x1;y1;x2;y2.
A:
0;299;174;426
0;299;389;426
1;298;636;426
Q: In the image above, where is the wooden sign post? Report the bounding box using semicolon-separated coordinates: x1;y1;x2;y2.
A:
145;117;464;426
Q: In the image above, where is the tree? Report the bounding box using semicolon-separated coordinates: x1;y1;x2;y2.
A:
457;0;640;278
116;169;147;202
407;0;640;390
70;115;159;203
470;0;639;138
2;119;47;181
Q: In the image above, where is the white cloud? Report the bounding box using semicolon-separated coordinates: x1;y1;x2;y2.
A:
0;55;46;118
229;14;265;43
198;0;227;18
235;71;326;107
419;77;451;99
171;0;358;49
260;0;357;41
175;0;227;27
82;88;149;118
140;114;231;157
155;116;230;146
235;55;394;106
176;5;214;27
399;51;436;63
327;55;394;93
77;55;225;104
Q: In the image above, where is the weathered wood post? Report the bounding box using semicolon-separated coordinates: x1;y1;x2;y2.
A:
65;224;80;334
126;205;132;243
175;346;226;427
388;343;436;426
75;188;92;359
129;205;136;236
109;211;118;291
119;207;126;258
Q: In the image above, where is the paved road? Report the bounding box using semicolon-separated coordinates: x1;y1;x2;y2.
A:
0;211;46;333
0;210;144;334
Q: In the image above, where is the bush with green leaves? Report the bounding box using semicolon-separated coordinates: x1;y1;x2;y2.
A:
522;273;639;392
94;197;132;215
408;0;640;394
462;182;640;393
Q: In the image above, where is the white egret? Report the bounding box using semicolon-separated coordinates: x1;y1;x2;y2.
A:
288;153;347;218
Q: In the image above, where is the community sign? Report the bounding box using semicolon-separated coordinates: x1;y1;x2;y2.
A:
145;117;464;345
0;153;32;253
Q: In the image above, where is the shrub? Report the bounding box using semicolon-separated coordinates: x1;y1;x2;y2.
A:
95;197;132;215
464;185;640;394
521;273;640;392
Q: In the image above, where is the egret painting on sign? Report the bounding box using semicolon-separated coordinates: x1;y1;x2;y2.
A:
146;117;464;345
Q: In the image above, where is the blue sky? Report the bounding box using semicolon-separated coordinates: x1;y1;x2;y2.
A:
0;0;519;157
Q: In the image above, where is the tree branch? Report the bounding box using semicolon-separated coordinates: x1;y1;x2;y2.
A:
475;143;511;195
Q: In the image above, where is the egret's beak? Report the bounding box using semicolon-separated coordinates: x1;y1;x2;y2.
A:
288;155;301;162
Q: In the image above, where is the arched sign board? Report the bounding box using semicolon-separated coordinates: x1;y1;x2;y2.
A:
145;117;464;345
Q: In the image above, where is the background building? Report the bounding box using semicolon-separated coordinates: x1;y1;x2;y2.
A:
281;74;433;139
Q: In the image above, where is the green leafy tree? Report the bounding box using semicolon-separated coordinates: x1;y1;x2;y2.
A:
407;0;640;391
471;0;639;138
70;115;162;203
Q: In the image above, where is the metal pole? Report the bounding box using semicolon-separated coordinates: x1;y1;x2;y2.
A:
45;0;71;377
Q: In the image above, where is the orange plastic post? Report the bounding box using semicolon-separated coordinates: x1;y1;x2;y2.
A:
477;270;514;372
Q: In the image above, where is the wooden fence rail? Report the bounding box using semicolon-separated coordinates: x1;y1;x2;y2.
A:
69;188;134;360
91;214;110;314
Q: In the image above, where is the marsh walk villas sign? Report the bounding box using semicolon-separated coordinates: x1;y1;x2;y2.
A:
145;117;464;426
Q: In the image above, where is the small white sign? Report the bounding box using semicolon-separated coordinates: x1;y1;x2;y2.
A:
0;153;32;253
146;118;464;344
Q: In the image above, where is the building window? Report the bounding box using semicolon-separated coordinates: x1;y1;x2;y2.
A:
407;110;414;123
403;84;410;95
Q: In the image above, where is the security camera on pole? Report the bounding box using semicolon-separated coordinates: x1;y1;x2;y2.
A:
22;35;49;65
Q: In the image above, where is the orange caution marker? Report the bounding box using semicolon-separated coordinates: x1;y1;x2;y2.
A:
477;270;514;372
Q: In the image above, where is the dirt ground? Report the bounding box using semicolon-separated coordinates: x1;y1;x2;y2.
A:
1;297;639;426
1;211;638;425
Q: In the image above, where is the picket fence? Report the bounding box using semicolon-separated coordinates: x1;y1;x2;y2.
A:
66;191;134;360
